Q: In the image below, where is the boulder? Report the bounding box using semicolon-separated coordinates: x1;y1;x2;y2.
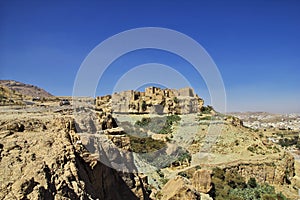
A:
160;176;200;200
192;169;212;193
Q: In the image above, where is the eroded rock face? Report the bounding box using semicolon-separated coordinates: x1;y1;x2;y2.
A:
223;152;295;185
79;133;137;173
101;114;118;130
0;117;138;200
78;132;153;199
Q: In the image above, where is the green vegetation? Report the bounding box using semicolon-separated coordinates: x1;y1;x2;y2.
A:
272;146;281;153
135;117;151;126
118;115;182;168
120;120;167;154
198;116;213;120
229;185;288;200
278;136;300;149
173;97;179;104
210;167;289;200
159;114;181;134
157;169;170;185
247;177;257;188
161;178;169;185
195;165;201;170
178;171;191;179
200;105;214;114
128;134;166;153
173;150;191;165
135;115;181;134
136;145;191;168
247;146;256;153
247;145;265;155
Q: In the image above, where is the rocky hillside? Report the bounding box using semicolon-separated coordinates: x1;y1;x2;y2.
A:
0;110;140;199
0;85;25;105
0;85;299;199
0;80;53;98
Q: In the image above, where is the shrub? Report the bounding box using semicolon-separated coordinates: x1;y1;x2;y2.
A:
170;147;192;167
211;169;289;200
161;178;169;185
129;135;166;153
278;136;299;147
247;146;255;153
135;117;151;126
159;115;181;134
199;116;212;120
212;167;225;180
178;171;190;178
201;105;214;114
225;171;247;189
247;177;257;188
177;151;191;163
135;115;181;134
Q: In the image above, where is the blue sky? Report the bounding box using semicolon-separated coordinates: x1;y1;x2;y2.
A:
0;0;299;113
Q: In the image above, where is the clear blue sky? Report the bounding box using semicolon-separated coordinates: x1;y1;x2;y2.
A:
0;0;299;113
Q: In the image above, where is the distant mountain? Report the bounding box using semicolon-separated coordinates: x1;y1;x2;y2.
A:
0;80;53;98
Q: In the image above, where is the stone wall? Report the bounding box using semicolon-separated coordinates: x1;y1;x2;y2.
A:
178;87;195;97
96;87;204;114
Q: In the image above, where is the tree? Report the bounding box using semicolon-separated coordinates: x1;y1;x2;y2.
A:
247;177;257;188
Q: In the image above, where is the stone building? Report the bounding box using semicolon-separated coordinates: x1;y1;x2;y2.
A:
178;87;195;97
95;87;204;114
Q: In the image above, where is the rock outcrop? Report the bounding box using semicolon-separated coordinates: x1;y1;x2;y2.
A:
0;116;139;200
224;115;244;127
192;169;212;193
223;152;295;185
160;176;200;200
0;85;25;105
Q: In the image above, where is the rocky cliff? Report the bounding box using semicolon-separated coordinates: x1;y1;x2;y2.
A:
222;152;295;185
0;115;139;199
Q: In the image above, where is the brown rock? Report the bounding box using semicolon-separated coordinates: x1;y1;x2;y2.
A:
224;116;243;126
0;117;138;200
161;176;200;200
192;169;212;193
223;152;295;185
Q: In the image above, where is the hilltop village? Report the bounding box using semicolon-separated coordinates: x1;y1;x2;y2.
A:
96;87;204;114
